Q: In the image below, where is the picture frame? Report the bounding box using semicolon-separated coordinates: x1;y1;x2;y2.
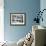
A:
10;13;26;26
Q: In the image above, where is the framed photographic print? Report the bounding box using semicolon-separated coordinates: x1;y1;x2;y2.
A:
10;13;26;26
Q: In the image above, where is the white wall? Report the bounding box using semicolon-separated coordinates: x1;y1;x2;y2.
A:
0;0;4;42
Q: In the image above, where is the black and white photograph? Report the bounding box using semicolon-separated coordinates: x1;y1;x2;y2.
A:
10;13;26;26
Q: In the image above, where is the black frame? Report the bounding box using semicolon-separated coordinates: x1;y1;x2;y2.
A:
10;13;26;26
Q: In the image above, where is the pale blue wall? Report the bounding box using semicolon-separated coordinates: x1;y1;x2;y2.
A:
40;0;46;27
40;0;46;44
4;0;40;42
